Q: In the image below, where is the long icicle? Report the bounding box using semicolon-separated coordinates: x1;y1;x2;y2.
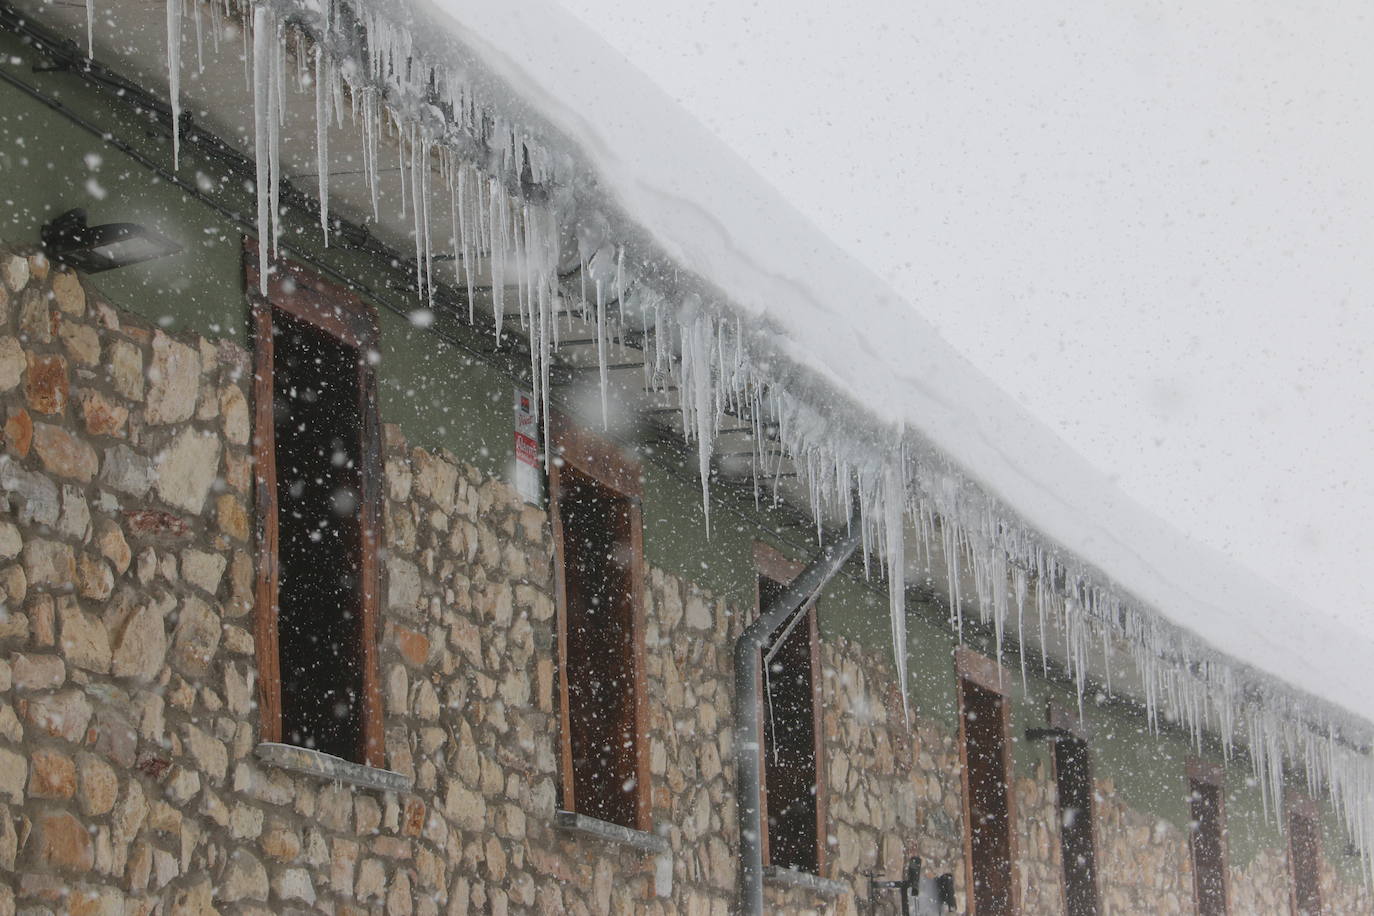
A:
315;44;329;245
251;3;271;294
166;0;182;169
885;462;909;716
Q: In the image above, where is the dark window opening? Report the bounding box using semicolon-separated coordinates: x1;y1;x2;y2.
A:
1189;778;1228;916
271;308;366;761
1052;736;1100;916
760;574;821;874
557;464;641;829
249;247;383;769
1289;806;1322;916
962;677;1014;916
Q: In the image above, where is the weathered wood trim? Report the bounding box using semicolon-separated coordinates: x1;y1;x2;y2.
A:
1186;757;1231;915
250;287;282;745
357;351;385;768
955;645;1011;695
628;497;650;831
1187;757;1226;788
548;418;651;831
955;648;1020;916
244;238;378;350
753;541;805;588
1047;700;1088;740
1046;702;1102;916
550;411;644;499
808;602;829;876
1285;792;1323;916
753;543;827;875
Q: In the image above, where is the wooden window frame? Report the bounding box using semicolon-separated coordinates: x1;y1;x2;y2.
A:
245;242;386;767
548;413;651;832
1286;794;1323;916
754;543;829;876
955;647;1020;916
1187;758;1231;916
1046;702;1102;916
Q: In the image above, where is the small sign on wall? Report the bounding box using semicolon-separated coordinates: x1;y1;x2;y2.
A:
513;387;544;505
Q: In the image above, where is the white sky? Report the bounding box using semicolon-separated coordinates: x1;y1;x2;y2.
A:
554;0;1374;635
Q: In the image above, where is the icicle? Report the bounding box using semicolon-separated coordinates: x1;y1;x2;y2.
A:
251;3;272;294
1013;566;1028;692
409;128;424;299
489;180;505;336
192;0;203;74
315;45;330;245
85;0;94;58
596;275;609;429
884;463;909;716
166;0;182;170
268;15;281;255
686;312;714;536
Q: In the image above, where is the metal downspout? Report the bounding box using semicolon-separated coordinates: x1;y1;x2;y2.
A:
734;519;865;915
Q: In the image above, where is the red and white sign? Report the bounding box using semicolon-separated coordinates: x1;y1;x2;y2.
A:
513;387;543;504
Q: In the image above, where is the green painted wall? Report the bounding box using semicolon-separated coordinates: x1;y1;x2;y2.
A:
1;23;1359;884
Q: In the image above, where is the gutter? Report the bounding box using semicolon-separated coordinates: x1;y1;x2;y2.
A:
734;519;865;916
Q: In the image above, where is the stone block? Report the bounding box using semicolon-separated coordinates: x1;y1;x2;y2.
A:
76;552;115;601
28;747;77;798
25;687;93;742
51;268;85;315
0;747;27;802
11;653;64;690
0;337;24;390
101;444;154;497
145;331;200;425
393;624;430;668
169;595;220;679
59;319;100;366
220;385;249;445
183;722;228;782
18;288;51;341
412;447;458;512
75;752;118;818
58;594;112;672
2;406;32;457
220;848;269;902
109;339;144;401
94;517;131;574
155;428;221;514
58;484;91;542
24;352;69;414
387;557;422;612
78;389;129;438
180;548;226;596
1;253;29;292
125;508;189;538
0;455;58;525
216;492;248;541
29;810;95;871
23;537;75;587
110;598;168;682
30;420;98;480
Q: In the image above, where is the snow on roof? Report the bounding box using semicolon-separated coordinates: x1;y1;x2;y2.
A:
415;0;1374;722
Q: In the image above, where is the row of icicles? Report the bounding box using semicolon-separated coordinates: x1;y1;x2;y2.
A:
138;0;1374;882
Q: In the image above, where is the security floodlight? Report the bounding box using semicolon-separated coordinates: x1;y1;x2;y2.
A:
41;208;182;273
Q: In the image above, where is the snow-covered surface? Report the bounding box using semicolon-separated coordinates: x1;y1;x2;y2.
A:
416;0;1373;721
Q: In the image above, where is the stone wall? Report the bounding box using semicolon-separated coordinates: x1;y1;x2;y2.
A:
0;245;1369;915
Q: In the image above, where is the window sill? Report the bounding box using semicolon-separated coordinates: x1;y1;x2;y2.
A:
255;742;414;793
763;865;848;897
554;810;670;855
